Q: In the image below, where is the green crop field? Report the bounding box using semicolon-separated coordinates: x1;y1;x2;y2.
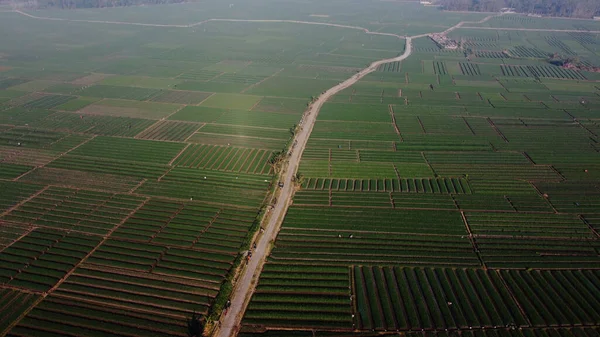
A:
239;5;600;337
1;0;600;337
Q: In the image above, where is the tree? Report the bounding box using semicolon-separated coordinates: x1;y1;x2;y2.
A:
187;312;205;337
434;0;600;18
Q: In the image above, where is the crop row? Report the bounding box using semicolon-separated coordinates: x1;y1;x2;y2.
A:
271;228;479;267
177;69;222;81
463;41;498;49
294;191;460;210
431;164;561;182
0;227;102;292
569;32;598;45
500;269;600;326
432;61;447;75
135;120;201;142
30;112;155;137
377;61;402;72
507;46;549;59
459;63;481;76
111;198;256;253
0;288;40;335
238;327;600;337
454;191;554;212
466;212;600;268
272;207;477;267
500;65;586;80
10;262;213;336
0;163;32;180
70;136;186;165
467;212;592;238
2;186;145;236
18;167;142;193
0;127;65;149
0;181;42;213
85;239;233;286
173;144;272;175
476;236;600;269
244;264;352;329
293;190;558;213
77;85;161;101
21;94;75;110
135;167;269;206
545;37;575;55
475;50;508;58
149;89;212;104
301;177;471;194
355;267;600;330
243;266;600;331
354;266;526;330
9;293;186;337
48;154;169;179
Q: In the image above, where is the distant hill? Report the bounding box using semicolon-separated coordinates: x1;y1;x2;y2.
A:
434;0;600;19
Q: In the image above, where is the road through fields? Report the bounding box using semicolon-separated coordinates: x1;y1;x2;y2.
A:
9;8;510;336
213;34;416;337
214;13;504;337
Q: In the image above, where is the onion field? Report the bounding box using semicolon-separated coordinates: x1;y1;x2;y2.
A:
242;10;600;337
1;1;600;336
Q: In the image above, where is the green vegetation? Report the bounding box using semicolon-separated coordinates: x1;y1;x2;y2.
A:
241;7;600;337
436;0;600;19
1;1;600;337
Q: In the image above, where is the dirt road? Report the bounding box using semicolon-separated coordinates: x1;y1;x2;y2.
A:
14;10;403;37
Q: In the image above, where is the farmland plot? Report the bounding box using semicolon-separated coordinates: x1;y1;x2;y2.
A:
271;207;479;267
0;227;102;292
77;85;160;101
135;120;202;142
150;90;213;104
0;288;40;335
30;112;155;137
2;2;600;336
136;168;270;208
353;267;527;330
80;99;181;119
47;155;169;179
2;186;145;235
17;167;142;193
69;136;186;164
173;144;272;175
111;198;256;251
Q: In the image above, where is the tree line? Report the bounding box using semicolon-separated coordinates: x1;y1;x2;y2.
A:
3;0;186;9
434;0;600;19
